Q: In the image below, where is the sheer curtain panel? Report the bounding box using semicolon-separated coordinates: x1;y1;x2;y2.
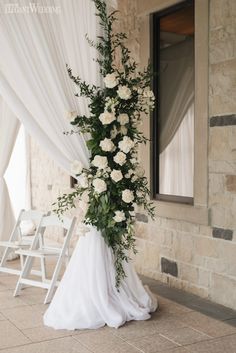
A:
0;0;102;174
0;97;19;251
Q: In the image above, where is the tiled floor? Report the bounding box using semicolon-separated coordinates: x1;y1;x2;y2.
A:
0;259;236;353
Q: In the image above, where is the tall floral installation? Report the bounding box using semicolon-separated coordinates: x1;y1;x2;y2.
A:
55;0;155;287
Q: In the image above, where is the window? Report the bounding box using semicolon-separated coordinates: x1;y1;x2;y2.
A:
5;125;27;216
151;0;194;204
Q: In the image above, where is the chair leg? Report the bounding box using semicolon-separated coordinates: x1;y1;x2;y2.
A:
65;246;70;267
20;254;24;269
14;255;34;297
0;247;13;267
44;256;63;304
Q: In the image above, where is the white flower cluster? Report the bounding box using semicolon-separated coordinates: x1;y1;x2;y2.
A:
119;136;135;154
117;113;129;125
99;138;115;152
137;87;155;113
110;169;123;182
92;178;107;194
92;155;108;169
104;97;119;114
103;73;118;88
68;72;155;243
71;160;83;175
113;151;126;166
113;210;125;223
99;111;116;125
66;111;77;123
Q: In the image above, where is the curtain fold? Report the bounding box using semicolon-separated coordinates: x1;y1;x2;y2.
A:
159;104;194;197
0;97;19;247
159;38;194;152
0;0;101;174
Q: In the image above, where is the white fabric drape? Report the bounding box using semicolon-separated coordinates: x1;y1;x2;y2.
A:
0;0;157;327
159;104;194;197
44;225;157;330
159;39;194;152
0;97;19;248
5;125;27;217
0;0;101;173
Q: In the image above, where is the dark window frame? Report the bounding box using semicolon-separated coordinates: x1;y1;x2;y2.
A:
150;0;194;205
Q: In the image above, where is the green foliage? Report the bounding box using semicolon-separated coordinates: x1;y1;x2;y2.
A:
54;0;156;288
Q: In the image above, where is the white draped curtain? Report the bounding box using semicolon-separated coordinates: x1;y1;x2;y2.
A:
0;97;19;250
159;104;194;197
159;38;194;152
159;38;194;197
0;0;112;243
0;0;101;173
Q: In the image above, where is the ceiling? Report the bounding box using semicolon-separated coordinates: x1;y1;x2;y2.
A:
160;4;194;36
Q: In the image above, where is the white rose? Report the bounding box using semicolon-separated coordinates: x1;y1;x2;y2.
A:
66;111;77;122
120;126;128;135
71;160;83;175
110;169;123;183
125;170;133;179
99;138;115;152
117;85;131;100
137;191;143;198
136;166;145;177
110;125;118;139
113;151;126;166
99;112;116;125
78;174;89;188
117;113;129;125
118;136;135;154
92;155;108;169
131;175;138;182
113;210;126;223
130;158;137;164
143;87;154;98
104;73;118;88
92;178;107;194
122;189;134;203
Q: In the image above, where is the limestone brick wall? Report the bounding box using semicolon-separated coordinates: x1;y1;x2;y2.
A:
29;0;236;309
116;0;236;310
29;138;83;245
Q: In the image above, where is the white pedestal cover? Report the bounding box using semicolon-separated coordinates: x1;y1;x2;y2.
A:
44;226;158;330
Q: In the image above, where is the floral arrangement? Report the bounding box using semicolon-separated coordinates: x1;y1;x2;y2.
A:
55;0;155;288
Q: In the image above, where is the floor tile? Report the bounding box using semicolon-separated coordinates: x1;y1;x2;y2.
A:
224;318;236;327
152;314;188;332
1;336;92;353
127;333;179;353
160;348;191;353
0;312;5;320
22;325;72;342
18;290;46;305
177;311;236;338
74;330;140;353
0;320;30;349
1;304;46;329
0;290;27;309
158;298;193;315
113;319;160;340
0;275;18;290
186;334;236;353
159;326;211;345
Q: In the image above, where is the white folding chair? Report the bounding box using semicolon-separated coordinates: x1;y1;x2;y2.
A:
0;209;45;276
14;214;76;304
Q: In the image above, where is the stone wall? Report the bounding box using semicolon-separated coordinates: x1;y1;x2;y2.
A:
29;0;236;309
117;0;236;309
